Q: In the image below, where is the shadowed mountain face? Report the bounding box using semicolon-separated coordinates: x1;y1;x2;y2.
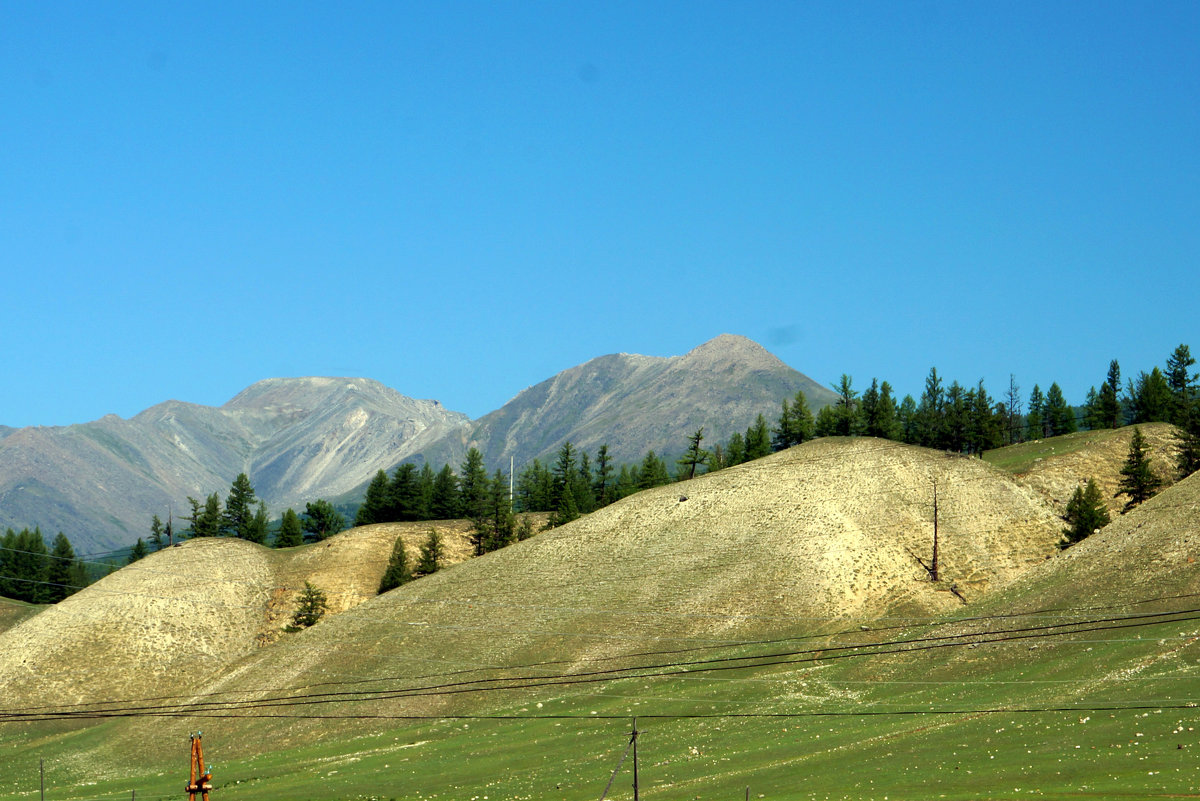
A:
0;378;469;552
413;334;839;472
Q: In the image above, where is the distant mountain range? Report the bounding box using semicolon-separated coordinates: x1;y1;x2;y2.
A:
0;335;835;552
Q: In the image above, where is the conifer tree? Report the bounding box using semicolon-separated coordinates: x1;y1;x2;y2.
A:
416;462;436;520
677;427;711;480
1175;403;1200;480
1082;387;1102;431
245;501;270;545
725;431;746;465
637;451;671;489
459;448;489;522
744;414;772;459
45;532;80;603
1128;367;1172;424
302;500;346;541
898;394;919;444
355;469;391;526
1044;382;1076;436
377;536;413;593
184;494;223;538
1062;478;1110;547
127;538;149;564
593;445;614;507
1026;385;1045;440
1116;427;1163;512
149;514;165;551
917;367;946;447
223;473;258;539
814;405;838;438
285;582;328;631
574;452;596;513
1166;344;1197;426
1098;359;1123;429
275;508;304;548
390;463;422;522
414;528;444;576
832;375;859;436
431;464;461;519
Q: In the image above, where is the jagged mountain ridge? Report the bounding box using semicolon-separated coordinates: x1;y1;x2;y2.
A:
0;378;468;551
410;334;838;473
0;336;835;552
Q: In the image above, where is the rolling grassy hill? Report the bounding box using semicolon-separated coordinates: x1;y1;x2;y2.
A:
1;435;1197;800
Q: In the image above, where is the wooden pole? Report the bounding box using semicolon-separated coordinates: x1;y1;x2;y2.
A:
40;758;44;801
631;718;639;801
931;480;939;582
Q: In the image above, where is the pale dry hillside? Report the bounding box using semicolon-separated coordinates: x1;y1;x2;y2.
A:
99;438;1070;749
0;521;475;705
1010;423;1180;516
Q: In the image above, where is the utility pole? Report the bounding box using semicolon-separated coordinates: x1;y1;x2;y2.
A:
931;480;940;582
40;758;44;801
631;718;640;801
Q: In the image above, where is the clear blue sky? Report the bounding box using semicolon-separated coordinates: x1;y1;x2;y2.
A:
2;2;1197;427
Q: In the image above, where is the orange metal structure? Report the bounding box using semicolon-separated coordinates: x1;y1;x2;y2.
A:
185;732;213;801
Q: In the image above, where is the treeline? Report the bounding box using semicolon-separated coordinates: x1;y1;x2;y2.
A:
0;528;88;604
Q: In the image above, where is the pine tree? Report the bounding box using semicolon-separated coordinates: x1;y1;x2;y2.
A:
744;414;772;459
917;367;945;447
574;452;597;513
45;532;80;603
127;538;149;564
832;375;859;436
1128;367;1172;424
302;500;346;541
1116;427;1164;512
1026;385;1045;440
355;469;391;526
431;464;461;519
377;536;413;593
1082;387;1102;431
898;394;919;444
1175;402;1200;479
725;431;746;465
1044;382;1076;436
285;582;328;631
459;448;489;522
593;445;614;507
676;427;711;480
1062;479;1110;547
275;508;304;548
184;494;223;538
1005;374;1023;444
414;528;444;576
516;459;554;512
814;405;838;438
1166;344;1197;426
943;381;968;452
390;463;422;522
149;514;165;551
416;462;436;520
245;501;270;545
637;451;671;489
1098;359;1123;428
222;473;258;539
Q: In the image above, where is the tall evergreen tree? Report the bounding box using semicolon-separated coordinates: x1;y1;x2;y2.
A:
149;514;165;551
1062;478;1110;547
275;508;304;548
1082;387;1102;431
1166;344;1197;426
593;445;615;507
223;473;258;539
3;528;49;603
917;367;946;447
302;500;346;541
245;501;270;545
744;414;772;459
1044;382;1076;436
771;397;798;451
414;528;444;576
431;464;461;519
637;451;671;489
355;469;391;526
184;493;223;538
1128;367;1173;424
676;427;711;480
390;463;422;522
1098;359;1123;429
474;470;516;552
45;532;80;603
814;405;839;438
574;451;597;513
127;538;149;564
285;582;328;632
377;536;413;593
1175;402;1200;480
898;394;919;444
516;459;554;512
1005;374;1023;444
832;375;859;436
1115;427;1163;512
416;462;436;520
1026;385;1045;440
458;448;489;523
725;431;746;465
